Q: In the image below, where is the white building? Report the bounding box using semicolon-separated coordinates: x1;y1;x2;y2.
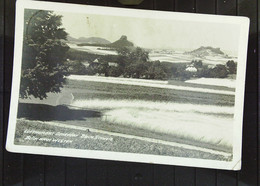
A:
108;62;118;67
185;65;197;72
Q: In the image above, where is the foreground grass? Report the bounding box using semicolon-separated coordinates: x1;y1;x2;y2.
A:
15;78;234;161
15;119;232;161
16;102;232;153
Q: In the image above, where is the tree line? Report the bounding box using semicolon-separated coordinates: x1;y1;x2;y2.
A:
67;46;237;81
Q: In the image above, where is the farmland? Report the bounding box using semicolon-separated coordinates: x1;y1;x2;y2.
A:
16;76;235;160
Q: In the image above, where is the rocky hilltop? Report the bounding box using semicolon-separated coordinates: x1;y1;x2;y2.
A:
107;35;134;48
185;46;226;57
75;35;134;48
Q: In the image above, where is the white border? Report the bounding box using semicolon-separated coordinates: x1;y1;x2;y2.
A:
6;0;250;170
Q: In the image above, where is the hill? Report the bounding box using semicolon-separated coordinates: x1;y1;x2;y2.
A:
78;37;111;45
67;35;79;43
185;46;226;57
107;35;134;48
67;36;111;45
76;35;135;48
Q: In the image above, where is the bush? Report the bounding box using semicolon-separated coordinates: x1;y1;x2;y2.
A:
67;61;88;75
226;60;237;74
66;49;98;61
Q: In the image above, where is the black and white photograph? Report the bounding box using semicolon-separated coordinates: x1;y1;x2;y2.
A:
6;0;249;170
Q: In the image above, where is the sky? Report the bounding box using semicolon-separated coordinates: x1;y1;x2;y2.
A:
55;11;240;53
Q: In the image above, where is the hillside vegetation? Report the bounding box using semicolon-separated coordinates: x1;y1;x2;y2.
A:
185;46;225;57
77;35;134;48
66;35;237;81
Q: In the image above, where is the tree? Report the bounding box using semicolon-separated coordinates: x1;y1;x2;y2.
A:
116;47;149;64
145;61;167;80
108;66;122;77
129;47;149;63
192;60;203;68
98;62;109;76
226;60;237;74
116;47;149;78
67;61;88;75
209;64;228;78
20;10;69;99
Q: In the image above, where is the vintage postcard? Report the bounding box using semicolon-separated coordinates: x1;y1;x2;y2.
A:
6;0;249;170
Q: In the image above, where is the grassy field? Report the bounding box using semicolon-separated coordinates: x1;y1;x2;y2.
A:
66;79;235;106
15;77;235;160
15;119;231;161
66;78;234;150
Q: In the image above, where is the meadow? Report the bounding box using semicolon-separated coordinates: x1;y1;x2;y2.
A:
66;77;235;106
65;77;235;153
15;76;235;159
15;119;231;160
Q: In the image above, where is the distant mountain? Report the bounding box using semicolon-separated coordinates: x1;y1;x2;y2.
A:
76;35;135;48
79;37;111;45
67;35;79;43
185;46;226;57
67;35;111;45
107;35;134;48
